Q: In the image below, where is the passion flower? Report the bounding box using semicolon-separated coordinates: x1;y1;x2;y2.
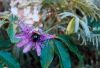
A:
16;27;55;56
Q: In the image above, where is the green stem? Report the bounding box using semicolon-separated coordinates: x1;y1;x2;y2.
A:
45;22;67;33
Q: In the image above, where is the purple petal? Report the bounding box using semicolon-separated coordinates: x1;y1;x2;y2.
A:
38;28;44;34
35;42;41;56
23;42;33;53
16;39;29;47
40;34;55;41
16;33;27;39
19;21;33;33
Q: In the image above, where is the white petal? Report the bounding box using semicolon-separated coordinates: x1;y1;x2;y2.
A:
11;7;18;15
80;20;90;36
59;12;80;32
24;7;31;16
75;16;80;32
59;12;76;19
24;19;33;25
33;14;39;22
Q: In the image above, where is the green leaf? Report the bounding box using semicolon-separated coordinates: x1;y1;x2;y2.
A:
0;64;3;68
59;12;80;33
43;0;67;6
0;51;20;68
40;40;54;68
0;40;11;49
0;29;11;49
57;35;83;62
66;18;75;35
54;40;71;68
7;23;20;43
0;20;6;27
8;15;18;23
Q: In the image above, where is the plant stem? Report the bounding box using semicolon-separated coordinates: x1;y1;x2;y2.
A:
45;22;67;33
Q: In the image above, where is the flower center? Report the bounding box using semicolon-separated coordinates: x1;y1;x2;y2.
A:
31;33;40;42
